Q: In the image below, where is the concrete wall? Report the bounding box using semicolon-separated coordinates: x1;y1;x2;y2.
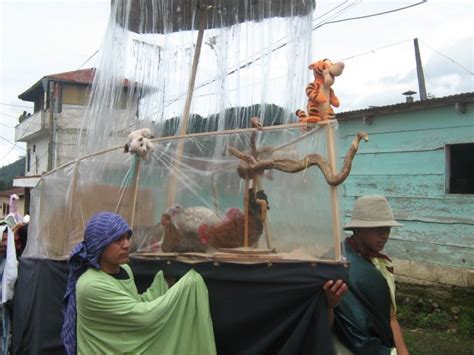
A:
55;104;88;167
338;102;474;286
26;136;49;176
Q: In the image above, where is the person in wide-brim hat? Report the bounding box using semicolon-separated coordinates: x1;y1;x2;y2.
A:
344;194;402;230
332;195;409;355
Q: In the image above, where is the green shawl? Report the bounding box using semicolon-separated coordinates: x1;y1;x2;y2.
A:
76;266;216;355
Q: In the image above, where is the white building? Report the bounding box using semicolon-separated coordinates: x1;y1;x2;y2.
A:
15;68;96;177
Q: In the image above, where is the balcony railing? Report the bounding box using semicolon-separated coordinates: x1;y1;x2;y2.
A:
15;110;50;142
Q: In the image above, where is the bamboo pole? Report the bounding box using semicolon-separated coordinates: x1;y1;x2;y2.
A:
44;122;328;179
59;160;80;256
211;173;219;212
114;158;137;213
326;123;342;260
243;176;250;248
130;157;142;229
167;4;210;206
255;178;273;249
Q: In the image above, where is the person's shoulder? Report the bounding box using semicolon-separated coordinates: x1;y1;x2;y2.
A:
76;269;110;295
120;263;133;276
77;267;100;282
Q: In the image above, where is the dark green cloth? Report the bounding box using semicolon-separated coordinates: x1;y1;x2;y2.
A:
334;239;394;355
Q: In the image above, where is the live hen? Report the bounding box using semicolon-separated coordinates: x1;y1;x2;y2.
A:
198;189;269;250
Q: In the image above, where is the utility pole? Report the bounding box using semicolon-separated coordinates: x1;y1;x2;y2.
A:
414;38;427;100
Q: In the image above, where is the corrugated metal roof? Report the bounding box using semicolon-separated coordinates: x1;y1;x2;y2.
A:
337;92;474;120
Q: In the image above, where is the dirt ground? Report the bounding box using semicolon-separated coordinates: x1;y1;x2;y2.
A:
396;282;474;355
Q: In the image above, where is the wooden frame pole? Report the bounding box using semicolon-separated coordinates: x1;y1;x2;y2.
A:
326;124;342;260
243;176;250;248
114;158;138;213
130;157;142;229
255;178;273;249
59;160;80;256
167;4;210;206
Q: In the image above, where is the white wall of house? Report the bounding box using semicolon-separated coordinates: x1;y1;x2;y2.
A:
55;104;88;167
26;136;49;176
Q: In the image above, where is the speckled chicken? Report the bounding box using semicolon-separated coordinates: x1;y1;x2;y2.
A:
160;190;269;252
160;205;221;253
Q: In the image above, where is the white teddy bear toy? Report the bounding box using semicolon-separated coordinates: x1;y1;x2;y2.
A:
124;128;155;159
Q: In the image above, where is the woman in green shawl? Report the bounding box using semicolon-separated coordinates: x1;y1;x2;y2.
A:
62;212;216;355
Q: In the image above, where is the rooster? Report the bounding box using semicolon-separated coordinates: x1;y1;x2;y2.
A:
197;189;269;250
160;190;269;252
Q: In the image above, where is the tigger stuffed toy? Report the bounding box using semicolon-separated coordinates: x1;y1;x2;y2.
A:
296;59;345;123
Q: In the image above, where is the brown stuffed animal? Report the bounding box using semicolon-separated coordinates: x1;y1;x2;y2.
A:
296;59;344;123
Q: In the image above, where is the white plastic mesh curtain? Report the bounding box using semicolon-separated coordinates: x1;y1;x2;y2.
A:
82;0;315;149
23;0;347;261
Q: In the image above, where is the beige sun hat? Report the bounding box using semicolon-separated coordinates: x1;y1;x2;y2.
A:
344;195;402;229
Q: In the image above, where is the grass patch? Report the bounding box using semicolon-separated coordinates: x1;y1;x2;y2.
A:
396;282;474;355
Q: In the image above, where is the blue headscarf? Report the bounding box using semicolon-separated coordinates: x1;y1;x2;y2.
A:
61;212;132;355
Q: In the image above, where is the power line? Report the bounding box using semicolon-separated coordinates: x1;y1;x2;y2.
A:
0;136;25;150
0;112;18;119
0;102;32;109
313;0;427;30
0;120;39;135
78;49;99;70
0;144;21;162
0;135;26;162
419;39;474;76
0;122;16;129
341;39;412;61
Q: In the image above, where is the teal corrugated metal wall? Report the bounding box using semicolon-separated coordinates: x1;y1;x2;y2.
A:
338;103;474;270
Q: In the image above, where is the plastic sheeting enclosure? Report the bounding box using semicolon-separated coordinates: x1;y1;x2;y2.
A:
22;0;350;262
23;121;347;261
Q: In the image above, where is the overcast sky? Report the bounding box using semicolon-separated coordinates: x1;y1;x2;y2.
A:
1;0;473;166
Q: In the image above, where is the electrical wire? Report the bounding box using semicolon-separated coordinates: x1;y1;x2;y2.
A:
0;122;16;129
0;103;32;109
77;49;99;70
313;0;427;30
0;136;24;150
419;39;474;76
0;137;26;163
341;39;412;61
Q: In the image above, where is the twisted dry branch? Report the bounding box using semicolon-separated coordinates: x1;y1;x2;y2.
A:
229;131;368;186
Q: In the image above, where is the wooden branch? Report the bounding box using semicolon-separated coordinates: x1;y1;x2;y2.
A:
229;131;368;186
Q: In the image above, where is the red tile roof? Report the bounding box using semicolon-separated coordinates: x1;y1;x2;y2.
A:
44;68;95;84
18;68;130;102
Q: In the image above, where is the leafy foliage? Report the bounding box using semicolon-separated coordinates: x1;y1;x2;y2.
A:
0;158;25;191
